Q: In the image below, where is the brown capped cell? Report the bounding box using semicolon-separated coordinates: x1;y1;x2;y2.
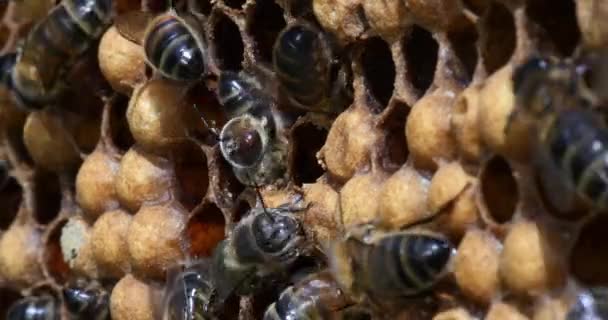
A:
454;229;501;305
23;110;81;172
428;162;472;214
576;0;608;48
362;0;410;41
127;202;186;280
486;302;530;320
478;64;532;161
110;274;161;320
127;79;201;155
98;25;146;96
403;0;468;32
439;186;480;238
115;146;177;213
302;181;341;247
406;88;457;171
59;216;99;278
76;145;121;221
91;209;132;278
319;106;379;182
500;221;567;296
433;308;474;320
339;171;387;229
312;0;366;44
0;221;45;287
450;85;483;162
378;165;430;228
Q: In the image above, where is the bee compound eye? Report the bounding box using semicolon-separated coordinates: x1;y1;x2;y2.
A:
220;117;265;168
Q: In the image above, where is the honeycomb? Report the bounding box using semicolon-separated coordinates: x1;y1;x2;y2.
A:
0;0;606;319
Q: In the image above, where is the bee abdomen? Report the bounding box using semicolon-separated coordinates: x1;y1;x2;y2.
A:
7;296;58;320
545;110;608;208
218;71;265;118
62;287;109;320
273;23;329;109
144;14;205;81
364;233;453;297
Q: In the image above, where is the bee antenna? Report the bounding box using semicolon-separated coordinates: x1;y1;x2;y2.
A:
251;179;274;222
193;104;221;140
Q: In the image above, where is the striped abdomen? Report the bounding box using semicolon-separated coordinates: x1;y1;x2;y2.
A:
542;109;608;209
356;233;453;297
217;71;266;118
63;286;109;320
11;0;112;107
144;13;206;81
163;269;213;320
264;272;351;320
7;295;58;320
273;23;330;111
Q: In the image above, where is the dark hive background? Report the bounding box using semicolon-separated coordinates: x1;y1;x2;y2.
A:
0;0;606;319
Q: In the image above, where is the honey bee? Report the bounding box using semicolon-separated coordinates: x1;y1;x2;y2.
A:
62;280;110;320
273;22;352;114
328;225;455;306
263;270;368;320
6;294;59;320
9;0;113;109
0;53;16;89
210;200;305;301
512;57;608;210
566;287;608;320
161;261;216;320
143;10;207;81
216;71;289;186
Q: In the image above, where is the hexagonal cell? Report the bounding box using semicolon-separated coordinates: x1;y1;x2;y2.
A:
289;122;328;186
212;13;245;71
481;2;516;74
109;97;135;153
44;220;71;284
404;25;439;95
189;0;212;15
249;0;286;63
571;214;608;286
223;0;245;9
480;156;518;224
33;170;61;225
0;177;22;230
186;203;226;258
526;0;580;56
362;37;395;111
448;20;478;84
0;288;22;316
175;142;209;211
379;102;409;170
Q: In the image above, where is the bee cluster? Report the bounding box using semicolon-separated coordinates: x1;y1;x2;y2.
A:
1;0;608;319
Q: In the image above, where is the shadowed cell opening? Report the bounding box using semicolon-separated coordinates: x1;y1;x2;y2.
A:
480;156;518;224
250;0;286;63
526;0;580;57
481;3;516;74
233;199;251;225
175;141;209;211
109;97;135;153
7;123;34;167
187;203;226;258
461;0;488;16
33;170;61;225
404;26;439;95
571;215;608;285
213;14;244;71
362;37;395;110
189;0;212;15
381;102;409;170
448;21;478;85
0;25;9;50
0;288;22;316
0;177;22;230
224;0;246;9
45;220;70;284
290;123;328;186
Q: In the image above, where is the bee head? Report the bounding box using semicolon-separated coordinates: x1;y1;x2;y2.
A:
253;210;301;255
219;115;268;169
